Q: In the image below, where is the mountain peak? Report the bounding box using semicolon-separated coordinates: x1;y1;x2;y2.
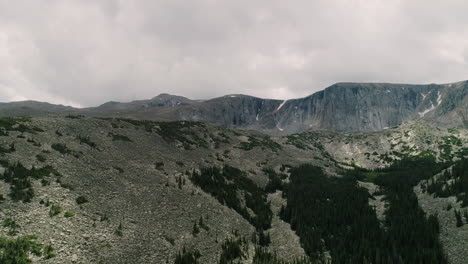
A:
151;93;189;100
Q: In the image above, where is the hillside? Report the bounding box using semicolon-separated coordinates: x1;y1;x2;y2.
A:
0;116;328;263
0;116;467;263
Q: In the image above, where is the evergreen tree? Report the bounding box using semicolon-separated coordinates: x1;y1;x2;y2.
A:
455;210;464;227
192;223;200;236
174;247;201;264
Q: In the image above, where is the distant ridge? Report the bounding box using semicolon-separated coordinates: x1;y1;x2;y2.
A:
1;80;467;134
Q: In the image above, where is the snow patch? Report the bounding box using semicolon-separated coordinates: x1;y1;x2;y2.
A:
276;123;284;131
437;91;442;105
418;103;436;117
418;91;443;117
230;95;237;98
420;92;430;100
386;90;391;93
276;100;287;111
256;114;259;121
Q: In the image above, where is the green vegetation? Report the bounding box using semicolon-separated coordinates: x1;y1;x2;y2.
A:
253;247;314;264
190;166;272;230
286;133;335;162
219;236;248;264
2;218;20;236
0;117;30;130
56;178;74;190
155;161;165;170
441;135;462;147
191;222;200;236
99;213;109;222
40;198;50;207
372;157;448;263
26;138;41;147
117;118;209;150
116;118;236;150
212;132;231;148
454;147;468;158
425;158;468;206
281;159;448;263
346;157;447;263
198;216;209;231
0;143;15;156
115;222;123;237
238;136;282;152
281;164;385;262
155;121;208;150
0;161;58;202
51;143;71;154
436;135;464;160
263;168;285;193
0;117;43;136
174;247;201;264
378;153;394;163
256;230;271;247
108;132;132;142
64;211;74;218
418;149;436;158
76;195;88;205
164;235;175;246
215;230;313;264
454;210;464;227
65;114;84;119
43;244;56;259
286;134;310;150
49;204;62;217
36;154;46;162
0;235;45;263
113;166;124;173
77;135;97;148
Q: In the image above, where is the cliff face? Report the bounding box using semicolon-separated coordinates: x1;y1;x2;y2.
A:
432;81;468;127
273;82;439;133
153;82;467;135
172;95;282;130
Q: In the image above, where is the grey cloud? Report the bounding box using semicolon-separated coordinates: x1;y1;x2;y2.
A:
0;0;467;107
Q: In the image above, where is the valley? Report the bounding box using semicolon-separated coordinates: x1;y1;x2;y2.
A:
0;113;467;263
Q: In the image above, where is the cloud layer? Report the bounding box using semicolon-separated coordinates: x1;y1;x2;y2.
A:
0;0;467;107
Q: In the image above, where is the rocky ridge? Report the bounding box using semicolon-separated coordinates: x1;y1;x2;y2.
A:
2;81;468;135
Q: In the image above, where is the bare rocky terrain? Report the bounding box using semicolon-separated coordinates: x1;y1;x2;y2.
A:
0;116;331;263
1;116;467;263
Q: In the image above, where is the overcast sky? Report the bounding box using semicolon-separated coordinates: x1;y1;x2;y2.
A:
0;0;467;107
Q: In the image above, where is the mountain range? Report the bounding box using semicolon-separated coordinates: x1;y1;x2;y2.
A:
2;80;468;135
